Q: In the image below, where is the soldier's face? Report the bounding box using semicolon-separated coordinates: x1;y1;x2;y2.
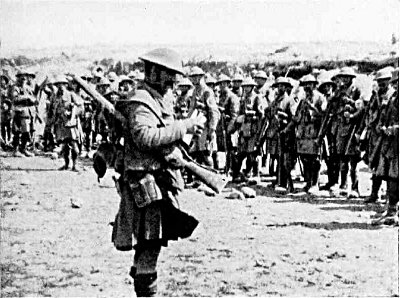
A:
232;81;242;88
377;78;390;92
243;86;253;94
303;82;315;93
179;85;190;93
276;84;286;96
159;69;177;95
189;75;202;86
338;76;352;87
219;81;229;90
255;77;266;87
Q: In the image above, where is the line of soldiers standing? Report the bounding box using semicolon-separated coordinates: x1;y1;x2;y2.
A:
174;65;398;225
1;64;398;225
0;67;144;172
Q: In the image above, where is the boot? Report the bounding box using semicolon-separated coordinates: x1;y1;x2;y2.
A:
13;147;24;157
71;160;79;172
21;149;34;157
134;273;157;297
364;177;382;204
372;206;398;226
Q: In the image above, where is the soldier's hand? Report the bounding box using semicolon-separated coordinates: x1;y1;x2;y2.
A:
184;114;205;135
344;111;351;118
164;147;185;168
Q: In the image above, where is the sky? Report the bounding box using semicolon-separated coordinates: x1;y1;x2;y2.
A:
0;0;399;51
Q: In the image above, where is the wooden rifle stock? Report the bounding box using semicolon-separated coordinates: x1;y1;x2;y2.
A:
71;74;228;193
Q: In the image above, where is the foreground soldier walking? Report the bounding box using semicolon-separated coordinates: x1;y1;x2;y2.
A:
111;48;205;296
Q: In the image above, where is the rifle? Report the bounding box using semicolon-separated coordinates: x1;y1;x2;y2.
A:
71;74;227;193
218;106;230;174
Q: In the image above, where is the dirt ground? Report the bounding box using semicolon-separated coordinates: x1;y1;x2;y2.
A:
1;155;398;297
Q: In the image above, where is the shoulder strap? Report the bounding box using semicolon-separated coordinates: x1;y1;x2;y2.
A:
128;96;166;127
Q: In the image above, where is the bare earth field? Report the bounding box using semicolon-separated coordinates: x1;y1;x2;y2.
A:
1;155;398;297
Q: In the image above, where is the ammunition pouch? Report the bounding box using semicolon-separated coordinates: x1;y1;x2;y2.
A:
126;173;163;208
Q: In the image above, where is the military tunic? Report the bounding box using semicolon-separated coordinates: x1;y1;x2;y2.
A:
188;82;219;152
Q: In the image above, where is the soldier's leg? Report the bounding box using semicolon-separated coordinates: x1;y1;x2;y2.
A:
212;150;219;170
252;152;260;177
387;179;399;213
300;155;311;190
71;141;80;172
59;140;71;170
339;156;349;189
311;156;321;187
365;174;382;203
20;132;33;156
131;245;161;297
232;152;246;181
269;154;277;176
349;156;359;194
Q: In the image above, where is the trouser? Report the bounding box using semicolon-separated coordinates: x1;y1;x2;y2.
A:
387;179;399;208
232;151;258;178
130;245;161;297
83;130;92;152
370;174;383;199
276;152;295;190
269;154;277;176
339;155;359;191
61;138;79;167
300;154;320;188
12;131;30;152
1;120;12;143
326;154;340;186
43;130;55;151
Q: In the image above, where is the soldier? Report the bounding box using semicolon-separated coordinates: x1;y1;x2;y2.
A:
254;70;270;100
287;74;327;194
371;68;398;225
262;77;297;190
188;66;220;169
317;77;340;190
118;75;135;99
51;75;84;171
107;71;120;92
333;67;363;198
175;78;193;120
216;74;240;173
204;74;218;97
231;77;264;182
11;70;38;157
110;48;204;296
1;74;13;147
231;73;243;97
361;68;395;203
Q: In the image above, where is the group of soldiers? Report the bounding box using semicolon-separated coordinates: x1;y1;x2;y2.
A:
1;60;398;217
1;48;398;296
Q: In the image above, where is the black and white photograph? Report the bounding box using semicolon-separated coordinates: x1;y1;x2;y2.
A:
0;0;399;296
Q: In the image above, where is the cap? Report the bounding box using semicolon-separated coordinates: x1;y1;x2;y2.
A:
53;74;69;85
335;67;357;78
374;68;392;81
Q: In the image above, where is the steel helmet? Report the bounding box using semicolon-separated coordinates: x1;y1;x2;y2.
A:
97;77;111;86
374;68;393;81
205;75;217;84
139;48;184;75
255;70;268;79
335;67;357;78
272;77;292;88
127;71;136;78
53;74;69;85
189;66;205;77
232;73;244;82
299;74;318;85
108;72;118;81
177;77;193;87
318;77;337;91
241;77;257;87
217;74;231;83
